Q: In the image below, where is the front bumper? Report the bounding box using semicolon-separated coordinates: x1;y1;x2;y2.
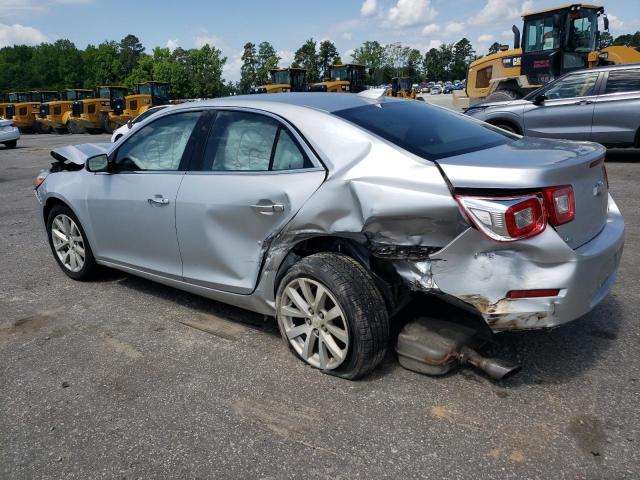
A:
399;194;624;332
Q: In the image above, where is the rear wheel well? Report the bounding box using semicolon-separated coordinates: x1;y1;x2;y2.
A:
274;236;407;315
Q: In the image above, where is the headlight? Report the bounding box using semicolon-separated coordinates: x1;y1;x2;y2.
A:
34;169;49;189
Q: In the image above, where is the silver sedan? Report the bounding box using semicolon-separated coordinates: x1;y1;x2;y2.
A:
465;64;640;147
34;92;624;379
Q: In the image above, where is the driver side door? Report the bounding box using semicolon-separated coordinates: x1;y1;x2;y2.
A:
85;110;202;278
523;71;602;140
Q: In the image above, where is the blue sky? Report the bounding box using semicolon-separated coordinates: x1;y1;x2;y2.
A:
1;0;638;81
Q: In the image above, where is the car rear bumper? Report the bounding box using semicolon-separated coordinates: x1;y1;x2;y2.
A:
399;194;624;332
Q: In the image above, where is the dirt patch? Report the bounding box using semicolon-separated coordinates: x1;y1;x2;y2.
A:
569;415;607;458
179;312;250;341
100;332;143;359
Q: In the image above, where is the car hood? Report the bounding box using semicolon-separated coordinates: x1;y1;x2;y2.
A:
51;143;113;165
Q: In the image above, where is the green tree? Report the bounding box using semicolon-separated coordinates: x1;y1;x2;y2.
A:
351;40;386;84
318;40;340;80
119;34;145;78
599;31;613;48
82;41;124;89
294;38;319;82
613;31;640;47
451;38;475;80
256;41;279;86
239;42;258;93
406;48;422;82
188;44;226;98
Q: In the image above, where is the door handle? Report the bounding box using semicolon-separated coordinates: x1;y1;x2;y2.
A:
574;100;593;105
251;203;285;215
148;195;170;206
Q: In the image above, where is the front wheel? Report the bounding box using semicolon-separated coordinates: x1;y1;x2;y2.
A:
3;140;17;149
46;205;98;280
66;120;85;134
276;253;389;380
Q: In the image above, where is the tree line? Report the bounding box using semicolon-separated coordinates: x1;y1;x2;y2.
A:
2;31;639;98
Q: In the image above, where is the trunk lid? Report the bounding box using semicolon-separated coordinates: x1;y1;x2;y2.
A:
436;137;608;249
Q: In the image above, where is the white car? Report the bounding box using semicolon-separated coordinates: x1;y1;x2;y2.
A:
111;105;169;142
430;85;442;95
0;119;19;149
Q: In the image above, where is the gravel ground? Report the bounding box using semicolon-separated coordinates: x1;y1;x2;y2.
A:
1;134;638;479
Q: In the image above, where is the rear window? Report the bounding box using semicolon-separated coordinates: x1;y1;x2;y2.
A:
334;101;512;160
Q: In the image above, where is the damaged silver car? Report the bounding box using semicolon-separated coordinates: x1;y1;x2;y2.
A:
34;92;624;379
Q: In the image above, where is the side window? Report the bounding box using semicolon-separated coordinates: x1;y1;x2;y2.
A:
200;111;311;172
542;72;599;100
604;69;640;94
114;111;200;171
272;130;311;170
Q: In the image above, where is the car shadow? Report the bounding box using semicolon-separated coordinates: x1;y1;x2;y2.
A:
97;269;279;336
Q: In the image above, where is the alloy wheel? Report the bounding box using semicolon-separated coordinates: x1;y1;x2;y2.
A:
279;277;350;370
51;214;86;272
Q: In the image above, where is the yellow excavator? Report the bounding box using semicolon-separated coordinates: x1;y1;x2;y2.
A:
308;64;367;93
102;81;170;133
250;68;308;94
387;77;417;99
463;3;640;105
37;89;94;134
9;91;60;132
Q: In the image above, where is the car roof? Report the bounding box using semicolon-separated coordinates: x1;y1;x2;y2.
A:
569;62;640;74
175;92;400;114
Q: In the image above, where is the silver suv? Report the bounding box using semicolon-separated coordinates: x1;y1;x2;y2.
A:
465;64;640;147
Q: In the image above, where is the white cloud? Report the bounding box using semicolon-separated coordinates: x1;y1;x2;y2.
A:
344;48;355;62
478;34;494;42
222;52;243;82
468;0;532;26
277;49;295;66
0;23;48;47
386;0;438;28
194;34;224;48
0;0;93;16
444;22;464;36
166;39;179;52
607;14;624;30
427;39;442;50
422;23;440;35
360;0;377;17
342;31;353;40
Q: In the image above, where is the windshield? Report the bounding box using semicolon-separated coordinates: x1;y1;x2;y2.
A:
41;92;59;102
396;78;411;91
331;67;348;81
8;93;22;102
566;9;598;52
335;101;512;160
138;83;152;95
291;71;306;90
153;84;168;98
524;16;560;52
272;71;290;85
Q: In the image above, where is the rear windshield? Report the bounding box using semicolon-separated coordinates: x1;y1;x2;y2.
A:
334;101;512;160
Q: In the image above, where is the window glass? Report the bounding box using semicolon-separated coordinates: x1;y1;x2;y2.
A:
272;130;310;170
541;72;599;99
114;111;200;171
567;11;597;52
524;18;559;52
335;101;512;160
134;105;168;124
203;111;279;171
475;66;493;88
604;69;640;94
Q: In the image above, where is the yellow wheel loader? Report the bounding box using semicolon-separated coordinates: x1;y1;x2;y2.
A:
36;89;94;134
0;94;12;119
387;77;417;99
69;86;128;134
250;68;307;94
463;3;640;105
102;81;170;133
9;91;60;133
308;64;367;93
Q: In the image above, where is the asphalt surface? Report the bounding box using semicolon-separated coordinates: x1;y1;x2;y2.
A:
1;133;639;479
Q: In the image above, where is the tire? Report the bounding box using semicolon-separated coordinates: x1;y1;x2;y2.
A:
46;204;98;281
32;121;50;134
53;127;68;135
485;89;522;102
66;120;85;134
3;140;17;149
493;123;519;134
276;252;389;380
101;113;114;134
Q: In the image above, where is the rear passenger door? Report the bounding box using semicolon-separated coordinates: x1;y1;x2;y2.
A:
175;109;326;294
523;71;600;140
591;67;640;147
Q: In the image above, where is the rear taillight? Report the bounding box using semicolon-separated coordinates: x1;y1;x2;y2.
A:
456;194;546;242
543;185;575;226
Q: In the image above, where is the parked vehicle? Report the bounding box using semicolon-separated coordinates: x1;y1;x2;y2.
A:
35;93;623;379
0;118;19;148
430;85;442;94
250;68;308;94
308;64;366;93
111;105;170;142
37;89;94;134
465;64;640;147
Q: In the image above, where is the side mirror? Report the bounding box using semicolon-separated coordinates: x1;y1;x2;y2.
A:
533;94;547;105
603;15;609;31
86;154;109;172
126;119;133;129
